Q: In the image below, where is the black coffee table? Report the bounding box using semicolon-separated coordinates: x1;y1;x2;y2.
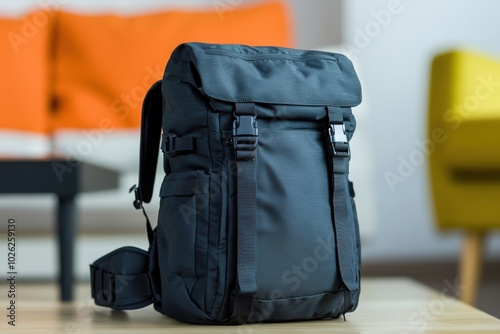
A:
0;159;119;301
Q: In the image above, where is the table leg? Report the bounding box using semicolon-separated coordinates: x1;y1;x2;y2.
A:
57;194;76;302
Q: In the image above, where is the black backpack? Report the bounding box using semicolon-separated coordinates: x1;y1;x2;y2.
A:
90;43;362;325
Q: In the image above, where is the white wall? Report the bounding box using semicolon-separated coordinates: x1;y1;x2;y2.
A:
343;0;500;261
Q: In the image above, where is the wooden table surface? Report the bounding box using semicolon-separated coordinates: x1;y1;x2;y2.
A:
1;278;499;333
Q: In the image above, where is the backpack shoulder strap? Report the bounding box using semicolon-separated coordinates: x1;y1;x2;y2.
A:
137;80;163;204
90;81;164;310
129;80;163;243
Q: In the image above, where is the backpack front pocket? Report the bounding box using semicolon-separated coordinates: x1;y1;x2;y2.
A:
158;171;209;287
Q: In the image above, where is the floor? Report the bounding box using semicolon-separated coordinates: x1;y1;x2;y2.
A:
363;260;500;318
1;278;499;333
4;231;500;318
3;234;499;319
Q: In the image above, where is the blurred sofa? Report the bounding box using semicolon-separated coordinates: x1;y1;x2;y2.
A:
0;1;292;232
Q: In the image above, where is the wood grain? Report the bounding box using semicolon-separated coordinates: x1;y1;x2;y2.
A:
459;231;485;305
1;278;499;333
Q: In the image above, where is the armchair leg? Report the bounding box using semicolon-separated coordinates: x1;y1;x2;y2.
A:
459;231;484;305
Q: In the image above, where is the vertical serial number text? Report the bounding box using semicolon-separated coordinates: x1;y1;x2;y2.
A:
6;218;17;327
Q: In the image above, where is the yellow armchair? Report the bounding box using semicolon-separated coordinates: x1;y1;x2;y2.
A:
428;50;500;305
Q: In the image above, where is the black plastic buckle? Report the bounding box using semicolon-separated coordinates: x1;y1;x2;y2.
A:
91;266;115;306
233;115;258;149
129;184;142;210
162;134;177;157
328;123;350;157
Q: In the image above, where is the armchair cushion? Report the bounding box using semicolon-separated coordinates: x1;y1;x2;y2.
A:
444;118;500;171
432;51;500;171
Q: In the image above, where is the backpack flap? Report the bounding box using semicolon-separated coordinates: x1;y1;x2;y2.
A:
173;43;361;110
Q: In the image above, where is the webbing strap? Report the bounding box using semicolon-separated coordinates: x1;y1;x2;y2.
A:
229;103;258;324
327;107;357;292
161;134;196;157
90;246;159;310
